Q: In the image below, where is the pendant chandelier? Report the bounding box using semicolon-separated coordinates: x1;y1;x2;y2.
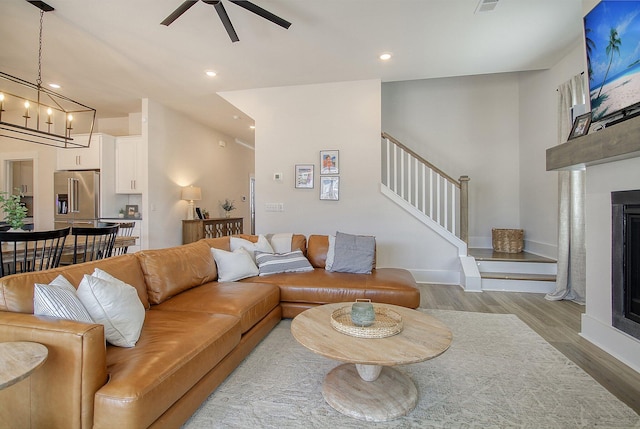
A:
0;1;96;148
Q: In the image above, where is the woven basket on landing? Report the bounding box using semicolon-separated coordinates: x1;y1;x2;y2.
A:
492;228;524;253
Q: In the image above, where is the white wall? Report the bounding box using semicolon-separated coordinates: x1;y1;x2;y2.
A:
144;99;255;249
221;80;462;283
582;157;640;372
518;42;586;257
382;73;521;249
380;44;586;259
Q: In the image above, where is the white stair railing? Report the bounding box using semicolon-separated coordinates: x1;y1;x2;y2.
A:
381;132;469;243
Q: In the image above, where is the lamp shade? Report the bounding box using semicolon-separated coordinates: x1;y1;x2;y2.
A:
181;186;202;201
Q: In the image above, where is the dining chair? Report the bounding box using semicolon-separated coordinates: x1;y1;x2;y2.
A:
0;227;71;277
70;224;120;264
112;222;135;256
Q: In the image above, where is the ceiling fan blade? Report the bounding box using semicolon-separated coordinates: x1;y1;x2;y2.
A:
161;0;199;26
26;1;54;12
229;0;291;30
205;0;240;42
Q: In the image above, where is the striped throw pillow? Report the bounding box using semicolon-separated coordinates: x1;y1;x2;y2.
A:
34;275;94;323
255;250;314;276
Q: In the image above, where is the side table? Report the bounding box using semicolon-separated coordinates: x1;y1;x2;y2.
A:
0;342;48;390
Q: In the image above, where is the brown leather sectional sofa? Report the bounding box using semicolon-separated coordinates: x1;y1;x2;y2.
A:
0;234;420;429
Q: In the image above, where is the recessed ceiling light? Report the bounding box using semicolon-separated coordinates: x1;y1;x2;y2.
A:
249;125;255;130
48;83;61;89
205;70;217;77
379;53;392;61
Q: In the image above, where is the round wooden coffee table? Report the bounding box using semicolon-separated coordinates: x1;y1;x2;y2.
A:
291;303;452;422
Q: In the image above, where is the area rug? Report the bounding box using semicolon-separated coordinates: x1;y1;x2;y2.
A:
182;310;640;428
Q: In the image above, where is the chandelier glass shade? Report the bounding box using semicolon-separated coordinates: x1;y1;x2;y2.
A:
0;4;96;148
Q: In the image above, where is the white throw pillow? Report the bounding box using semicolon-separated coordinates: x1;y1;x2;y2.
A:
76;270;145;348
325;235;336;270
267;233;293;254
211;247;259;282
33;275;94;323
230;235;274;261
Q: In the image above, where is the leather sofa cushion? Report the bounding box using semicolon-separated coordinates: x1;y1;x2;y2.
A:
242;267;420;309
137;241;217;305
0;254;149;313
202;236;231;251
306;235;329;268
93;310;240;429
153;281;280;334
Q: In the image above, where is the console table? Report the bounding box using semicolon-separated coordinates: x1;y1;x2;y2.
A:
182;218;243;244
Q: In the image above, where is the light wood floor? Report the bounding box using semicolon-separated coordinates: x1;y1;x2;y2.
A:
418;284;640;415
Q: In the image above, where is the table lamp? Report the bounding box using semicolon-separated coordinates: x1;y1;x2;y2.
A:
181;186;202;220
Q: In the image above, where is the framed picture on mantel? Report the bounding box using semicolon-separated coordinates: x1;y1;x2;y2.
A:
568;112;592;140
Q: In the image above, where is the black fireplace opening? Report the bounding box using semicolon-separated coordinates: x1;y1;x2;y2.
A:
612;190;640;341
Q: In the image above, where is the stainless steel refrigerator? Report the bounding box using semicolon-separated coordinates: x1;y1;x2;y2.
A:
54;171;100;228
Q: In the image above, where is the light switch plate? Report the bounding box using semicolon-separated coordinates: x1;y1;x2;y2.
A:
265;203;284;212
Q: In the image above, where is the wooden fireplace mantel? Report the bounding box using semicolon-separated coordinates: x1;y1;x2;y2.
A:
546;115;640;171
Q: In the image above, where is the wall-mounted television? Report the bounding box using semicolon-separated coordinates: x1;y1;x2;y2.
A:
584;0;640;125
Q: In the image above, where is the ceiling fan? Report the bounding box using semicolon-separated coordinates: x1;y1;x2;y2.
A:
161;0;291;42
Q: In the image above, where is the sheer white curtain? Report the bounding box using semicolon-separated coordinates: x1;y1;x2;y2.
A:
546;74;587;304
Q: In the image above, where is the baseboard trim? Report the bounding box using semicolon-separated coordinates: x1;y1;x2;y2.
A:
580;314;640;374
523;239;557;260
408;269;460;285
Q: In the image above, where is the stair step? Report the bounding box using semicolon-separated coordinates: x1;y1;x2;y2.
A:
480;272;556;282
469;248;556;263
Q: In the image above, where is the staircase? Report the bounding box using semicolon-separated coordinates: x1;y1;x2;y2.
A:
381;132;557;293
470;248;557;293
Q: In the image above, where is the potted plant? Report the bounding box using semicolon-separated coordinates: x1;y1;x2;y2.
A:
220;199;236;218
0;190;28;230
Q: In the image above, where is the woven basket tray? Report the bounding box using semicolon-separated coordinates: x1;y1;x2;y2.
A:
330;305;403;338
492;228;524;253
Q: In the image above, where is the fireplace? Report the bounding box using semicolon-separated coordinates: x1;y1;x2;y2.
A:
612;190;640;341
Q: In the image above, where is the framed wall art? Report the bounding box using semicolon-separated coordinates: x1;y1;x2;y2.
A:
125;204;139;218
320;176;339;201
295;164;314;189
320;150;339;175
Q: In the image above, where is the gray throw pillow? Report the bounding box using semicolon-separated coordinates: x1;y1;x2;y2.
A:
328;231;375;274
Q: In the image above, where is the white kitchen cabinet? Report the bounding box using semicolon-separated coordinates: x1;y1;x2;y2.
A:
115;136;144;194
11;160;34;196
56;134;106;170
